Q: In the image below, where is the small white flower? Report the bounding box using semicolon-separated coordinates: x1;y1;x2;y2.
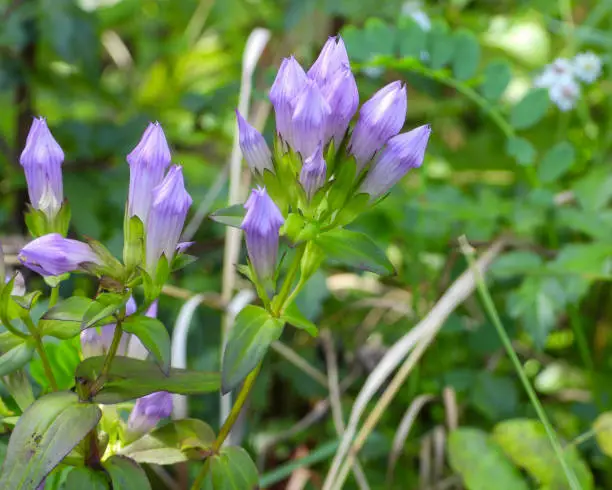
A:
533;58;574;89
573;51;602;84
549;75;580;112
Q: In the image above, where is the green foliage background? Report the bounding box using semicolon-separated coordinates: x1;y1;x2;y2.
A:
3;0;612;488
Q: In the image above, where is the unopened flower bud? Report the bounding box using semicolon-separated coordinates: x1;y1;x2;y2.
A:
299;145;327;200
236;110;273;175
18;233;101;277
128;391;172;433
269;56;308;146
291;80;331;157
127;122;172;224
146;165;192;272
349;81;407;171
308;36;350;86
241;187;284;281
360;125;430;199
321;65;359;145
19;118;64;218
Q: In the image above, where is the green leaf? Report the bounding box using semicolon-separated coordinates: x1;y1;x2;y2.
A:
222;306;284;393
493;419;594;490
120;419;215;464
572;166;612;212
447;428;529;490
76;356;220;404
452;30;480;80
102;456;151;490
469;373;518;421
205;446;259;490
427;21;454;69
64;467;109;490
31;339;81;391
538;141;576;183
363;17;395;57
593;412;612;457
315;228;395;275
506;137;536;166
397;17;427;59
122;315;170;373
0;391;101;490
549;243;612;278
510;88;550;130
38;297;94;339
82;292;130;329
12;291;42;312
481;60;512;100
340;25;369;63
209;204;245;228
491;251;543;279
0;341;35;377
0;331;26;353
327;157;357;212
281;302;318;336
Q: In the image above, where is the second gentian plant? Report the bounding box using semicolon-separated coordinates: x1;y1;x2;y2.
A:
0;35;430;489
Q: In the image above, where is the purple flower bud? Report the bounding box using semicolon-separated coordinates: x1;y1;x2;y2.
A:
360;124;431;199
308;36;350;86
127;122;172;225
291;80;331;157
236;110;273;175
321;65;359;146
300;145;327;200
241;187;284;280
349;81;408;171
18;233;101;277
269;56;308;146
146;165;192;272
128;391;172;433
81;297;137;358
19;117;64;218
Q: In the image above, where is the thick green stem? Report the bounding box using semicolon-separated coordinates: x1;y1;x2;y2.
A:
24;316;58;391
460;237;581;490
191;363;262;490
49;286;59;308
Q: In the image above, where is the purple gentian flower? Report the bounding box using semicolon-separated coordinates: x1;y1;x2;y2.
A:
127;122;172;225
308;36;350;86
236;110;274;175
360;124;431;199
80;297;137;358
18;233;100;277
291;79;331;157
269;56;308;147
300;145;327;200
321;65;359;146
241;187;284;281
145;165;192;272
349;81;407;171
128;391;173;433
19;117;64;218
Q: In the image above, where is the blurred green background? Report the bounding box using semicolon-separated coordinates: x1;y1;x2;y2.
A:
4;0;612;488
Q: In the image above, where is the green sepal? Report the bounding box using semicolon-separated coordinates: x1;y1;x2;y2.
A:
327;157;357;215
53;201;71;237
23;206;48;238
171;253;197;272
281;302;318;336
123;213;145;275
84;238;126;282
332;193;370;228
209;204;245;229
281;213;306;243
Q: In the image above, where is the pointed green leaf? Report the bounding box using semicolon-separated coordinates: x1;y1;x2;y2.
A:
0;341;35;377
209;204;246;228
281;303;318;337
76;356;220;404
538;141;576;183
506;137;536;166
315;228;395;275
481;60;512;100
38;297;94;339
448;428;529;490
122;315;171;373
82;293;130;329
452;30;480;80
64;467;109;490
510;88;550;130
222;306;284;393
102;455;151;490
205;446;259;490
0;332;26;353
0;391;101;490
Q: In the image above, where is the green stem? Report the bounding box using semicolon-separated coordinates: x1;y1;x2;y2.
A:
460;237;581;490
190;363;262;490
49;286;59;308
273;244;306;316
23;316;58;391
568;303;594;371
89;321;124;395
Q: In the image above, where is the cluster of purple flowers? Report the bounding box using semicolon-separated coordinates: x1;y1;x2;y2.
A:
17;119;192;277
236;36;431;282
